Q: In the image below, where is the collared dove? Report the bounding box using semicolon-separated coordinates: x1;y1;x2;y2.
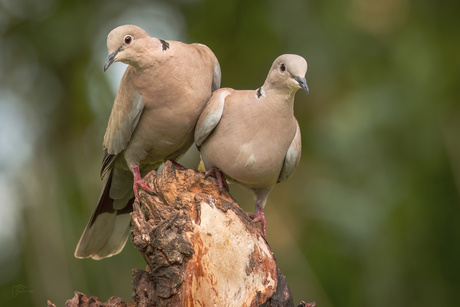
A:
195;54;308;236
75;25;221;259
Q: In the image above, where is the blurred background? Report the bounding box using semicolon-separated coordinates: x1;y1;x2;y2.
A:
1;0;459;306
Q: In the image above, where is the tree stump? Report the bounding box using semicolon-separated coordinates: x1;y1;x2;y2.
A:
50;161;316;306
131;161;293;306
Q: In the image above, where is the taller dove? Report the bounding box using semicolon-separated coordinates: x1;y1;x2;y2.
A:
75;25;221;259
195;54;308;236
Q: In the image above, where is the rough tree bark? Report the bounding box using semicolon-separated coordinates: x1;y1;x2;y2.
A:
48;161;315;307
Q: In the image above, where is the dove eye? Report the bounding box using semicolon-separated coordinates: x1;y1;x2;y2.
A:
280;63;286;72
124;35;133;45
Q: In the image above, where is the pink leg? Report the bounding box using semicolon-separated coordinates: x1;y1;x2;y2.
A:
247;202;267;236
132;165;153;199
204;167;229;194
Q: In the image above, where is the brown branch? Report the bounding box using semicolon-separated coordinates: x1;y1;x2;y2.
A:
50;161;315;306
46;291;133;307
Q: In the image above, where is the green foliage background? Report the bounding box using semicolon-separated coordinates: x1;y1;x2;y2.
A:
0;0;459;306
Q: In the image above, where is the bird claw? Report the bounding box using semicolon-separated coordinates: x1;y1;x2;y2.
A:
247;202;267;236
132;165;154;200
204;167;229;194
133;179;153;199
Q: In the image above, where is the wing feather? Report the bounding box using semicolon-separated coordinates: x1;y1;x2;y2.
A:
278;120;302;183
194;89;232;147
101;67;144;176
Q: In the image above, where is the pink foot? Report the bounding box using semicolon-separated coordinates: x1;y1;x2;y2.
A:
170;160;188;170
132;165;153;199
247;202;267;236
204;167;229;194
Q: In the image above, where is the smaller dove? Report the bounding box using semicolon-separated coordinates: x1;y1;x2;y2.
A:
194;54;308;236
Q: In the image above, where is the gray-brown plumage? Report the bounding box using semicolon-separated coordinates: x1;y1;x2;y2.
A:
195;54;308;236
75;25;221;259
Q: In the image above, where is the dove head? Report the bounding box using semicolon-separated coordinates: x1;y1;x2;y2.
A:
104;25;150;71
265;54;309;94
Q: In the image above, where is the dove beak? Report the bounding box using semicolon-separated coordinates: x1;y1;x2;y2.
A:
294;76;309;94
104;50;118;72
